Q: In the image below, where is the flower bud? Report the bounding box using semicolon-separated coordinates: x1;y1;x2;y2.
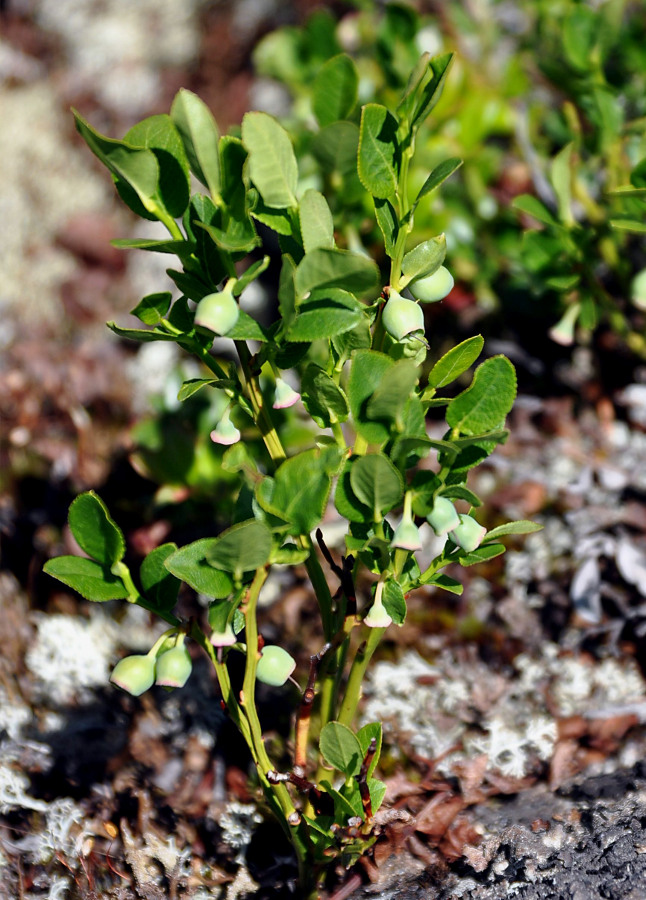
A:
273;377;301;410
382;291;425;341
631;268;646;311
208;602;238;647
256;645;296;687
426;497;460;536
409;265;454;303
110;654;156;697
155;644;192;688
194;287;239;336
450;514;487;553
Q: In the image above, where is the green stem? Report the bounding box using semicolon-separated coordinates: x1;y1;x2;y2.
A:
337;627;385;727
303;538;334;641
389;145;414;291
236;340;286;465
111;561;181;627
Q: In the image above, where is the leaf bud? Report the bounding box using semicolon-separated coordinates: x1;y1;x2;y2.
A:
110;654;156;697
256;645;296;687
382;291;425;341
450;514;487;553
426;497;460;536
409;265;454;303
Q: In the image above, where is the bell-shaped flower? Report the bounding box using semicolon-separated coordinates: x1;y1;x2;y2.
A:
210;406;240;445
548;302;580;347
450;514;487;553
273;377;300;410
426;497;460;536
364;580;392;629
391;492;422;551
194;284;239;336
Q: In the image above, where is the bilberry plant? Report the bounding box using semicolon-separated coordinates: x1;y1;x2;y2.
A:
44;53;540;896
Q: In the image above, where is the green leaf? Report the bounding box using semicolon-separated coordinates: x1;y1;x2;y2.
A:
225;309;269;342
130;292;172;325
301;364;348;428
73;110;162;219
374;198;398;257
446;356;517;435
123;114;190;219
401;235;446;284
427;335;484;389
206;519;273;578
483;520;543;542
382;579;406;625
270;543;310;565
348;350;394;444
513;195;558;227
334;458;372;524
68;492;125;567
313;53;359;127
108;322;179;343
366;359;419;428
610;219;646;234
299;189;335;254
311;121;360;177
551;143;574;226
319;721;362;777
418;572;464;594
177;377;232;402
563;6;598;72
241;111;298;209
165;539;234;598
320;780;360;822
113;238;193;260
233;256;271;296
413;157;463;209
170;88;221;198
43;556;129;602
357;722;382;779
439;484;482;507
140;543;181;613
358;103;399;200
294;247;379;299
349;454;403;519
409;52;453;131
263;448;340;536
249;196;293;235
458;542;505;567
196;219;259;254
286;290;365;341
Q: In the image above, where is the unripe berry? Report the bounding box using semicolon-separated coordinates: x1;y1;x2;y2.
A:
426;497;460;536
155;644;192;688
256;645;296;687
450;514;487;552
382;291;424;341
110;654;156;697
194;288;239;336
409;266;454;303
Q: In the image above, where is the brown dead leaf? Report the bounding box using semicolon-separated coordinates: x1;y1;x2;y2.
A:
549;738;584;790
414;792;466;840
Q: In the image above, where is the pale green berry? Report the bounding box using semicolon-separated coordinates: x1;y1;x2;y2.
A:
155;645;192;688
194;288;239;335
409;266;454;303
110;655;156;697
382;291;425;341
426;497;460;536
256;645;296;687
450;514;487;552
